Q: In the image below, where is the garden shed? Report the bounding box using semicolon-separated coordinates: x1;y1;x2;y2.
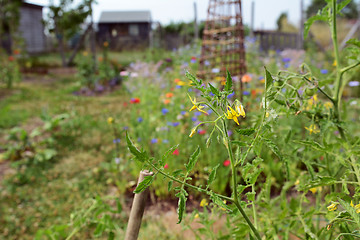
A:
18;2;46;53
97;11;152;50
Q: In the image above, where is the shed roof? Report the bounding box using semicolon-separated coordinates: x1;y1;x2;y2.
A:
99;11;152;23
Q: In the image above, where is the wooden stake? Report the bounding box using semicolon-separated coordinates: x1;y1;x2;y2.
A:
125;170;153;240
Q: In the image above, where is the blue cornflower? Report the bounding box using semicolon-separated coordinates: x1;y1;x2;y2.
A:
113;138;121;144
243;91;250;96
194;112;202;117
172;122;180;127
162;108;169;115
282;57;291;63
137;138;142;142
123;126;129;130
284;63;290;68
258;76;264;80
207;109;213;115
349;81;359;87
191;117;198;122
181;111;187;115
151;138;158;144
162;139;169;143
209;92;215;97
137;117;143;123
228;130;233;137
320;69;328;74
176;85;182;89
227;92;235;98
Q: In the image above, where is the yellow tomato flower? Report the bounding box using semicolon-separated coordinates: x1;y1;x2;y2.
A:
188;95;208;115
305;124;320;135
333;60;337;67
327;202;338;211
351;201;354;207
225;104;245;125
189;127;197;138
309;187;317;194
200;199;208;207
194;213;199;219
107;117;114;124
355;203;360;213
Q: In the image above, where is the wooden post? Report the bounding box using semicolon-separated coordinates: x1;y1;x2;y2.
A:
250;1;255;37
194;2;199;41
125;170;153;240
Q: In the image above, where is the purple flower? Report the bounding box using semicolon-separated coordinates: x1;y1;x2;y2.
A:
228;130;233;137
137;117;143;123
113;138;121;144
172;122;180;127
284;63;290;68
191;117;198;122
320;69;328;74
298;90;303;95
162;139;169;143
138;138;142;142
181;111;187;115
227;92;235;98
282;57;291;63
258;76;264;80
207;109;213;115
176;85;182;89
162;108;169;115
209;92;215;97
349;81;359;87
151;138;158;144
243;91;250;96
123;126;129;130
115;158;121;164
204;60;210;66
194;112;202;117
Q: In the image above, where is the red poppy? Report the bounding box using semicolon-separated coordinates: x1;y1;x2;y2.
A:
251;89;257;98
8;56;14;61
13;49;20;55
130;98;140;104
223;160;230;167
164;163;169;169
172;149;179;155
123;102;128;107
198;130;206;135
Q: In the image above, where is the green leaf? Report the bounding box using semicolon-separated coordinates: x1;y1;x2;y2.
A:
235;128;255;136
346;38;360;48
284;129;292;143
209;193;232;212
264;67;273;90
225;70;233;92
336;0;352;14
338;198;360;225
208;164;220;186
293;140;326;151
208;83;220;97
161;144;179;165
176;193;186;224
134;175;154;194
168;180;173;192
126;132;148;162
185;146;201;173
43;149;57;161
303;10;329;39
263;138;282;160
232;140;248;147
186;71;200;86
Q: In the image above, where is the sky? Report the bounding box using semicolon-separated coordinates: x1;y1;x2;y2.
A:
27;0;313;30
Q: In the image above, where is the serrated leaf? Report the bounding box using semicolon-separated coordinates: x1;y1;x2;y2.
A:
336;0;352;14
263;138;282;160
232;140;248;147
168;180;173;192
177;193;186;224
161;144;179;165
126;132;148;162
225;70;233;92
185;146;201;173
134;175;154;194
303;11;329;39
264;67;273;90
209;193;232;212
338;198;360;225
293;140;326;151
185;71;199;85
208;83;220;97
208;164;220;186
235;128;255;136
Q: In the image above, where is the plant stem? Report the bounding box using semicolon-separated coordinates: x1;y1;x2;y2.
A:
222;119;261;240
147;160;233;203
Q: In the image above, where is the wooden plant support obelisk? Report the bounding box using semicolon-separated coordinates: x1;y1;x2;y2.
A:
198;0;246;95
125;170;153;240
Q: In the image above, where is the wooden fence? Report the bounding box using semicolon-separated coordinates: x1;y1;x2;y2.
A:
254;30;302;52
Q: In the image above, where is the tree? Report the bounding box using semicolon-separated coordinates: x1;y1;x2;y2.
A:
306;0;358;19
0;0;22;54
47;0;96;67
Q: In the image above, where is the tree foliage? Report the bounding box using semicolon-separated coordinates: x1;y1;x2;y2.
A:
306;0;358;19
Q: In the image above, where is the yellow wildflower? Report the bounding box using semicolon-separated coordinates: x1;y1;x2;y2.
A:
295;179;300;185
107;117;114;124
188;95;208;115
83;51;88;56
351;201;354;207
305;124;320;135
309;187;317;194
194;213;199;219
327;202;338;211
235;102;246;118
333;60;337;67
324;102;332;110
225;104;245;125
266;112;270;118
355;203;360;214
200;199;208;207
